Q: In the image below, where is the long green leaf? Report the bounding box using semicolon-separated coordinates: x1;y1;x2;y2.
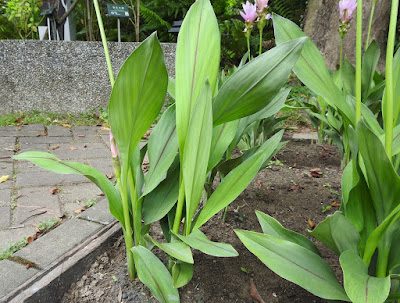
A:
144;105;178;195
273;14;355;125
361;40;380;100
235;230;349;301
173;229;238;257
340;250;390;303
132;246;180;303
212;38;306;125
175;0;220;152
13;152;123;225
145;235;194;264
192;131;283;231
109;32;168;176
255;211;320;255
183;81;213;222
172;261;194;289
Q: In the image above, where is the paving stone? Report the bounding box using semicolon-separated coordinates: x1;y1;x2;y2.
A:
18;124;45;137
0;149;15;160
78;198;115;225
46;125;72;137
16;171;89;188
0;189;11;205
0;171;13;190
17;143;49;153
0;127;20;137
59;183;103;215
86;158;114;175
20;136;74;144
53;142;107;151
15;187;61;226
50;148;110;160
0;226;33;249
0;206;11;228
16;162;46;174
14;218;102;268
0;260;39;299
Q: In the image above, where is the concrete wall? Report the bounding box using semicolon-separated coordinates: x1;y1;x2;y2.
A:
0;40;176;114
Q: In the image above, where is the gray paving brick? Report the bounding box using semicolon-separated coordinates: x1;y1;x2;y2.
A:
78;198;115;225
0;226;32;249
0;189;11;205
16;161;46;174
0;260;39;298
0;136;17;145
14;218;102;268
50;148;110;160
86;158;114;175
20;136;74;144
18;124;45;137
46;125;72;137
59;183;103;215
16;172;89;188
0;206;11;228
17;143;49;153
0;127;20;137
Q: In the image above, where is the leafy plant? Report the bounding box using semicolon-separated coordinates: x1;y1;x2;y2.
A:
0;238;27;260
13;0;306;300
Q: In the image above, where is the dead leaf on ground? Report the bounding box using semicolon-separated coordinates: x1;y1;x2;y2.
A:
27;234;37;244
256;179;263;187
74;206;89;214
61;124;71;128
49;188;59;195
51;145;59;150
16;194;23;199
0;175;9;183
59;214;67;219
331;202;341;207
78;135;85;138
101;126;110;131
320;146;332;152
289;185;299;192
26;262;35;269
69;146;78;150
249;279;265;303
83;144;87;148
307;219;316;230
311;171;323;178
98;193;105;196
310;168;321;172
292;163;297;168
106;173;115;179
36;133;47;137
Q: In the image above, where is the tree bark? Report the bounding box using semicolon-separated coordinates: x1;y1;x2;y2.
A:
303;0;390;70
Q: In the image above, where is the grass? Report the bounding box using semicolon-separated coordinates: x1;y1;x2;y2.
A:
0;238;27;260
37;219;61;233
0;108;108;127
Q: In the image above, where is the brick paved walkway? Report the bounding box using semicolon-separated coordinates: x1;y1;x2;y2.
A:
0;124;114;249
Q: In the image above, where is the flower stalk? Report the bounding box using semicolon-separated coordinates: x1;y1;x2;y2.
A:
355;0;362;124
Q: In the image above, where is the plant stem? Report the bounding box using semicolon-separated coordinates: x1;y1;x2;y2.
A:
247;36;251;62
355;0;363;124
128;169;142;247
365;1;376;49
384;0;399;162
339;36;344;72
259;28;263;56
172;177;185;234
376;243;391;278
92;0;115;87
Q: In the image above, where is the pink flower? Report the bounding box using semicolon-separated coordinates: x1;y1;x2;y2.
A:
339;0;357;21
109;131;118;158
255;0;269;13
240;1;257;24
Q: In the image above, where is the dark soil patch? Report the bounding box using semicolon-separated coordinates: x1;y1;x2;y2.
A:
62;139;343;303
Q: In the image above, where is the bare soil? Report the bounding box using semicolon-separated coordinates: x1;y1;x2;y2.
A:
62;139;343;303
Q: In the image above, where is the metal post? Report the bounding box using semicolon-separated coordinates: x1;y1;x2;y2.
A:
117;18;121;45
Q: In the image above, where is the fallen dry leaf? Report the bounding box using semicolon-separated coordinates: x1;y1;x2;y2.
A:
49;188;58;195
321;146;332;152
98;193;105;196
27;235;37;244
0;175;9;183
36;133;47;137
289;185;300;192
51;145;59;150
331;202;341;207
16;194;23;199
256;179;263;187
101;126;110;131
307;219;316;230
310;167;321;172
249;279;265;303
83;144;87;148
59;214;67;219
26;262;35;269
69;146;78;150
61;124;71;128
74;208;83;214
78;135;85;138
106;173;115;179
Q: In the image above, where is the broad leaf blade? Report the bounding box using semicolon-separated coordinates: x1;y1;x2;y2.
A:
13;152;123;225
173;229;238;257
235;230;349;301
146;235;194;264
132;246;180;303
340;250;390;303
144;105;178;195
212;38;306;125
183;81;213;222
172;261;194;288
175;0;220;152
255;211;320;255
109;32;168;174
361;40;380;100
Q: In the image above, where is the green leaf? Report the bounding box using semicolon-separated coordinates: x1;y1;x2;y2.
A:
235;230;349;301
183;81;213;223
173;229;238;257
172;261;194;288
273;14;354;125
168;77;175;100
340;250;390;303
341;58;356;96
175;0;220;152
212;38;306;125
143;158;179;225
255;211;320;255
192;131;283;230
13;152;124;225
131;246;180;303
144;105;178;195
207;120;239;172
362;40;380;100
309;211;360;256
393;47;400;124
145;235;194;264
109;32;168;175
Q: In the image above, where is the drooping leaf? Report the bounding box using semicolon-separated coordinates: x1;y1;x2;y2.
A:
361;40;380;100
13;152;124;226
255;211;320;255
109;32;168;179
212;38;306;125
172;261;194;288
132;246;180;303
340;250;390;303
173;229;238;257
192;131;283;231
145;235;194;264
144;105;178;195
183;81;213;224
235;230;350;301
175;0;220;152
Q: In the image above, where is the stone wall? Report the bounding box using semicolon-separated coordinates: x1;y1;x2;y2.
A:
0;40;176;114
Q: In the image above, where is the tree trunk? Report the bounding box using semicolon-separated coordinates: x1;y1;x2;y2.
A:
303;0;390;70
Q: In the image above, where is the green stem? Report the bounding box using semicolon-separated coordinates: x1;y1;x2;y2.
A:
376;244;391;278
128;168;142;247
259;28;263;56
222;205;229;223
384;0;399;162
339;36;344;72
247;36;251;62
172;177;185;234
365;1;376;49
119;172;135;279
355;0;363;124
92;0;115;87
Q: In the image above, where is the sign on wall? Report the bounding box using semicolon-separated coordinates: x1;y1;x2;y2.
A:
106;4;130;18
